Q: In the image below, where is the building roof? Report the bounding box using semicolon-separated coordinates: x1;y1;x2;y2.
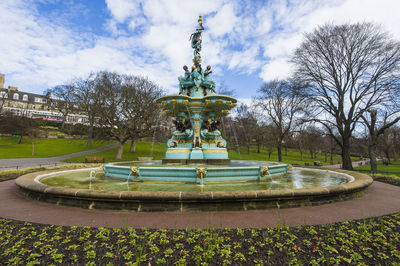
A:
0;87;50;105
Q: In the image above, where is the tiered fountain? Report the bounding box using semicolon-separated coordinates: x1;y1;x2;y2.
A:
102;16;289;183
158;15;236;164
15;17;372;212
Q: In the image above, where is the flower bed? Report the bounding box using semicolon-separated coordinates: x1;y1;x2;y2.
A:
0;213;399;265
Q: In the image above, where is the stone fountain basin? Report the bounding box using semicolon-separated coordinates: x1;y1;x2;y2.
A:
15;167;373;212
103;160;289;183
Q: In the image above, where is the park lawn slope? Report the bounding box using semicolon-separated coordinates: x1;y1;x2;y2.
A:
0;137;114;159
63;142;167;163
355;160;400;177
228;146;348;166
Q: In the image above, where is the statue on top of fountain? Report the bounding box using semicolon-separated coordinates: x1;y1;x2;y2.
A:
178;15;216;97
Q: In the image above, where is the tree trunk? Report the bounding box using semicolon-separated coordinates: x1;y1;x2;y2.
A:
116;142;124;160
31;139;35;156
129;139;137;153
324;151;327;162
309;150;313;159
268;151;272;160
384;149;391;164
341;140;353;170
368;142;378;174
277;142;282;162
257;143;260;153
247;144;250;154
86;124;93;147
18;135;23;144
300;150;303;161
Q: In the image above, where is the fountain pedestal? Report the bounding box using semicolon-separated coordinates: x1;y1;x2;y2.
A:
157;94;236;164
156;16;237;165
190;148;204;159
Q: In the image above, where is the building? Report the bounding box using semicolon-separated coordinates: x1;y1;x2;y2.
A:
0;74;88;124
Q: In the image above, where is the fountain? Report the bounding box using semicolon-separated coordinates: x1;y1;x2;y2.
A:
15;17;373;212
159;16;234;164
101;15;289;183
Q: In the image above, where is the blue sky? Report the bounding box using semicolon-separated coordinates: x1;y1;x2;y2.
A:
1;0;399;104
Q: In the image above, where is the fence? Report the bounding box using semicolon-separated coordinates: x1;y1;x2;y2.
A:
0;162;69;171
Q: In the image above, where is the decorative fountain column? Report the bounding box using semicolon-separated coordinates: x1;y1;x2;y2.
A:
157;16;237;164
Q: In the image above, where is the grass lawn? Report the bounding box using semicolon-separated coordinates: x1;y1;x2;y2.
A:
63;142;167;163
228;145;347;166
0;137;114;159
0;214;399;265
64;141;346;166
354;160;400;177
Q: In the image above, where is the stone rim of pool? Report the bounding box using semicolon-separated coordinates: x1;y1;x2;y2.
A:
15;166;373;212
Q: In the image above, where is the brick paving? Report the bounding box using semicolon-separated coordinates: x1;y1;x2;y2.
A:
1;180;399;229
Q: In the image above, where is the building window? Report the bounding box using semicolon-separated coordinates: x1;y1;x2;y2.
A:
23;94;28;101
34;97;42;103
13;93;19;100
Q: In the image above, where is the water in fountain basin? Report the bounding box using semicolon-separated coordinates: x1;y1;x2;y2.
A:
40;168;350;192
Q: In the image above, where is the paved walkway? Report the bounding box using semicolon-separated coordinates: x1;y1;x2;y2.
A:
1;180;399;229
0;143;118;170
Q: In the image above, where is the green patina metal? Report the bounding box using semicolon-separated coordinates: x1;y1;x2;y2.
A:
157;16;237;162
101;17;289;183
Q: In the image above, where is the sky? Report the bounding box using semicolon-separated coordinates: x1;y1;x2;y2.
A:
1;0;399;104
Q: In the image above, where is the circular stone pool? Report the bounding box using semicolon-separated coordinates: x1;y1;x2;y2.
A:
39;168;350;192
102;160;290;183
16;165;373;212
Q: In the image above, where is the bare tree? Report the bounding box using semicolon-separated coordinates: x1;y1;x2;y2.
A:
0;111;38;154
47;85;76;130
255;80;308;162
254;124;270;154
291;22;400;170
293;130;305;161
95;71;162;160
361;109;400;173
303;126;324;160
124;75;163;153
379;126;397;162
235;104;259;154
72;74;102;147
262;124;277;160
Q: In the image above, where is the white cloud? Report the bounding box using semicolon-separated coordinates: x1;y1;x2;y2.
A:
1;0;400;97
260;58;292;81
105;0;140;23
207;4;238;37
229;46;262;74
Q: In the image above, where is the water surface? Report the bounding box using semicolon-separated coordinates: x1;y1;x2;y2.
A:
40;168;350;192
